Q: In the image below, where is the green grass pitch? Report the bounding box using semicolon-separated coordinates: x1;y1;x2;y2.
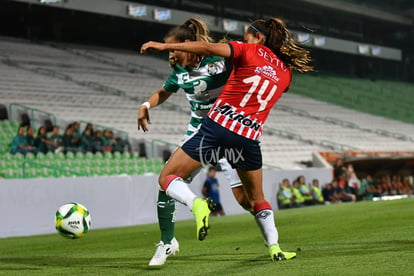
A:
1;198;413;275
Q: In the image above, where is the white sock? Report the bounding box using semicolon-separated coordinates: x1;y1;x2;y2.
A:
165;177;197;210
255;209;279;247
218;158;242;188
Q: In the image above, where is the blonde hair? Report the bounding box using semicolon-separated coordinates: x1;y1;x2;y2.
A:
165;18;213;43
249;17;313;72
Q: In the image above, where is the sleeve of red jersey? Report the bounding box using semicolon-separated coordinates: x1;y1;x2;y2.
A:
228;41;247;62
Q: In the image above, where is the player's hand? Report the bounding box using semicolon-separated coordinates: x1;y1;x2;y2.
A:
140;41;166;54
137;105;151;132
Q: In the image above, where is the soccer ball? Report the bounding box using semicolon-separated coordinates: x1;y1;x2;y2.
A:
55;202;91;239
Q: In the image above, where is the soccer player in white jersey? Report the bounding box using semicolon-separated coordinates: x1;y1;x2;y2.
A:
141;17;313;261
137;18;250;266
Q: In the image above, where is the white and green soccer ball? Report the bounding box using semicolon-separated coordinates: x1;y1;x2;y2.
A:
55;202;91;239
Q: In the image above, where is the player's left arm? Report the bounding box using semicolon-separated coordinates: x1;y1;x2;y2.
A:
141;41;231;59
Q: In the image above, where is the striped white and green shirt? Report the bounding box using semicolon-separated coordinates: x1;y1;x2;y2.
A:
163;55;231;137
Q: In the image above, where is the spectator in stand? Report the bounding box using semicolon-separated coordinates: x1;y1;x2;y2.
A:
202;166;225;216
333;158;347;180
392;175;409;195
358;175;379;200
292;180;305;207
374;176;385;195
93;130;105;153
48;126;63;153
26;127;36;149
102;129;116;153
277;179;295;209
10;126;35;155
71;122;81;147
382;175;396;195
312;179;324;204
346;164;359;196
402;176;413;195
297;175;314;205
332;179;356;202
34;126;50;154
80;128;95;153
62;126;79;153
322;183;336;204
83;123;94;136
113;136;132;153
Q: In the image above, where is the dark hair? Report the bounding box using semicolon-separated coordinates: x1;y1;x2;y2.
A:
248;17;313;72
37;126;46;136
165;18;213;43
208;166;216;172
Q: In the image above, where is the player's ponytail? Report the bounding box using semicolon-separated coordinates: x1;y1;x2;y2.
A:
249;18;313;73
164;18;213;43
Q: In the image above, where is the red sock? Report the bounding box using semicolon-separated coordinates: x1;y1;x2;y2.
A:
253;201;272;215
162;175;180;191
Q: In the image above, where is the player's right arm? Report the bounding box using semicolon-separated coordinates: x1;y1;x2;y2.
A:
137;88;173;132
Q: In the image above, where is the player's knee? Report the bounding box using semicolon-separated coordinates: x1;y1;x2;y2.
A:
158;174;167;190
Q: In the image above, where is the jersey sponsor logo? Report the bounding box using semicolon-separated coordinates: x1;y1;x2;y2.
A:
254;65;280;82
257;48;287;71
190;102;213;110
213;104;262;131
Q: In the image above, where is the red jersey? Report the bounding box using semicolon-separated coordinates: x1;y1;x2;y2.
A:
208;41;292;140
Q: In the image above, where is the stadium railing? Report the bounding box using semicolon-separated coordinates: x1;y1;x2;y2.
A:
32;67;73;81
0;54;11;65
86;82;126;97
8;103;57;128
79;120;129;141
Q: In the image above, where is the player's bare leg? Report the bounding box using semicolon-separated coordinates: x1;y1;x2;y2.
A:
218;159;252;211
159;147;214;241
231;186;252;211
237;168;296;261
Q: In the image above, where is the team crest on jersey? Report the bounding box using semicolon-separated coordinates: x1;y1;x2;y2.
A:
254;65;279;82
207;63;219;75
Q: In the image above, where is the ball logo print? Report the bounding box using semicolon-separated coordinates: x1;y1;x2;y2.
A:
256;210;272;219
55;202;91;239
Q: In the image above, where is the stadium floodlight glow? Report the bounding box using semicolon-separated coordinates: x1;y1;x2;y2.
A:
154;9;171;21
39;0;62;3
128;5;147;17
297;33;310;43
358;44;370;55
223;20;238;32
313;36;326;47
371;47;382;56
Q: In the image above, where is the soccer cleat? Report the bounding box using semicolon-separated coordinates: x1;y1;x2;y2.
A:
269;245;296;261
148;237;180;266
192;198;216;241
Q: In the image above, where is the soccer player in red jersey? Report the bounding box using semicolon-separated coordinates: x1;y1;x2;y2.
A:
141;17;313;261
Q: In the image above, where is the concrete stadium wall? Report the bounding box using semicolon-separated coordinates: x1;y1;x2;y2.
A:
1;168;331;238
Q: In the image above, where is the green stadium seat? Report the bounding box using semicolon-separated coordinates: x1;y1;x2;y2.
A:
25;152;35;160
4;168;21;179
36;152;46;160
104;152;113;159
113;152;122;159
75;152;85;159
